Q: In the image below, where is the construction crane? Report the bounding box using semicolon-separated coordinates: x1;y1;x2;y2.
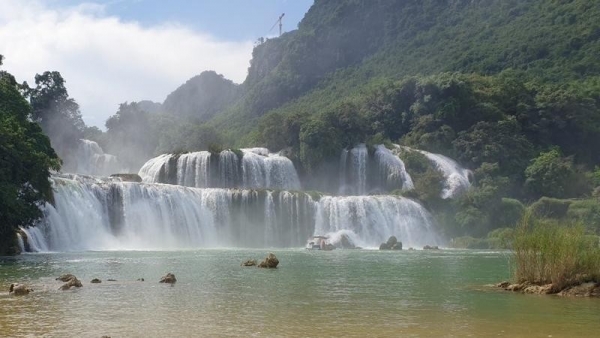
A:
269;13;285;37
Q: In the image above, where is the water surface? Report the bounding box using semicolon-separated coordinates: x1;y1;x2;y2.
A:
1;249;598;337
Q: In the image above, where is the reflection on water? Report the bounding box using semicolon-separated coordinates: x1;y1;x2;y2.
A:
1;250;599;337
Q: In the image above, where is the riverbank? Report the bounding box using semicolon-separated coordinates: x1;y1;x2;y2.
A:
496;280;600;297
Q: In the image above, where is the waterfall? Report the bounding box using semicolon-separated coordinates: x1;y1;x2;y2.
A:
338;144;413;195
70;139;122;176
373;145;414;191
313;195;440;248
25;175;439;251
138;148;301;190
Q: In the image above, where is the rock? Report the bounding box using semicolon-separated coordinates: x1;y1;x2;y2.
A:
386;236;398;247
379;243;390;250
107;279;117;281
523;284;553;294
90;278;102;283
558;282;600;297
391;242;402;250
56;274;77;282
496;281;511;288
408;247;415;251
159;273;177;284
59;277;83;290
339;234;355;249
258;253;279;268
9;283;33;296
137;278;145;282
241;259;257;267
423;245;439;250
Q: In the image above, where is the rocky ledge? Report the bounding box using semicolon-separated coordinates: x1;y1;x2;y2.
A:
496;281;600;297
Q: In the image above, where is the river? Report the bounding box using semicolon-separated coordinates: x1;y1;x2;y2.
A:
1;249;599;337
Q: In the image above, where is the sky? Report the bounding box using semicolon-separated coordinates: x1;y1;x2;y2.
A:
0;0;314;127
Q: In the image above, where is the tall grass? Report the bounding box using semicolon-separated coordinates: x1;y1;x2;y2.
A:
513;210;600;291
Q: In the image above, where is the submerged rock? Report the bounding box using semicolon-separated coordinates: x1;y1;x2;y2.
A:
159;273;177;284
137;278;145;282
90;278;102;283
9;283;33;296
258;253;279;268
107;279;117;281
242;259;257;267
423;245;439;250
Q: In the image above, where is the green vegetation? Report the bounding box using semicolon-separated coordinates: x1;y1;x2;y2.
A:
0;56;61;255
513;211;600;289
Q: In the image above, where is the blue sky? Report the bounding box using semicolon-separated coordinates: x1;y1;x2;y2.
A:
51;0;313;41
0;0;313;127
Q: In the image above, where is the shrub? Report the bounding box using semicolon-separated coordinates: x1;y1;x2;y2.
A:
530;197;573;218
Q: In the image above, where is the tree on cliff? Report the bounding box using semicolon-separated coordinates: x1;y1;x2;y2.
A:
0;57;61;255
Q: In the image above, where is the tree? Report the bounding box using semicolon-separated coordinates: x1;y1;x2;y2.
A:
524;149;579;199
23;71;85;164
0;71;61;255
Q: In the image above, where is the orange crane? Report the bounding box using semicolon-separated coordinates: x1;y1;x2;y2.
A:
269;13;285;36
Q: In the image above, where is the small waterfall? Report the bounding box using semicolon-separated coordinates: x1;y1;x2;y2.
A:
62;139;123;176
374;145;414;191
339;144;368;195
338;144;413;195
397;146;472;199
138;148;301;190
24;175;440;251
313;195;440;248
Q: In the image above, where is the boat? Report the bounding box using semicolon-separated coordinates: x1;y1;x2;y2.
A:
306;236;335;250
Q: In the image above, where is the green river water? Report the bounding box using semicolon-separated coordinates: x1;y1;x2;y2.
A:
1;249;599;337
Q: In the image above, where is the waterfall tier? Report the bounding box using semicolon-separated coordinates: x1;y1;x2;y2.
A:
138;148;301;190
64;139;122;176
27;176;440;251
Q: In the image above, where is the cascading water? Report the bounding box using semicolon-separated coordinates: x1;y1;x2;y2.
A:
138;148;300;190
339;144;413;195
26;175;440;251
313;195;439;248
396;145;472;199
67;139;122;176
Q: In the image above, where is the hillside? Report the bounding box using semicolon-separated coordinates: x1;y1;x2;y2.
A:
197;0;600;141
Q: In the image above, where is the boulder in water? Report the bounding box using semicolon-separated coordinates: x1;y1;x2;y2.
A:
338;234;356;249
90;278;102;283
9;283;33;296
380;236;402;250
59;276;83;290
56;274;77;282
258;253;279;268
159;273;177;284
241;259;257;267
423;245;439;250
137;278;145;282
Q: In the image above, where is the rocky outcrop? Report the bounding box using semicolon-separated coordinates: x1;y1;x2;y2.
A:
242;259;257;266
9;283;33;296
59;276;83;290
159;273;177;284
338;234;356;249
496;281;600;297
258;253;279;268
90;278;102;283
379;236;402;250
56;274;77;282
